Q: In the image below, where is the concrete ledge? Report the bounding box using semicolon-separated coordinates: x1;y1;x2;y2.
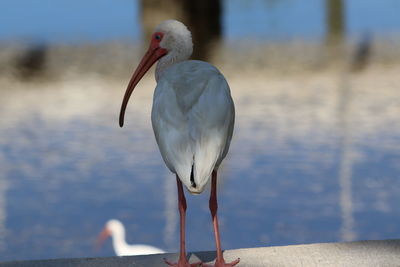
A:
1;239;400;267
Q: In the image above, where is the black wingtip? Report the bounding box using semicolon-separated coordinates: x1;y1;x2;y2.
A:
190;164;196;188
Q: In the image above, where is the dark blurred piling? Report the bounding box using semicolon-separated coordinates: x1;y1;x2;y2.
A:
14;44;47;80
180;0;222;60
325;0;346;64
325;0;345;46
351;33;372;72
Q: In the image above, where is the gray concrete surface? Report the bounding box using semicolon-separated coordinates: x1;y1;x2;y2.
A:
1;239;400;267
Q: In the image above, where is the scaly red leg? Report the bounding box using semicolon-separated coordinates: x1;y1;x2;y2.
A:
202;171;240;267
164;176;201;267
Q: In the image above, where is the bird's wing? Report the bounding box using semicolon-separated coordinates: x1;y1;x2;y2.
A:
188;71;234;191
151;77;194;182
151;61;234;193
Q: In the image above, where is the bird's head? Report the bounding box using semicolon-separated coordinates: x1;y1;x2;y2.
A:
96;219;124;249
119;19;193;127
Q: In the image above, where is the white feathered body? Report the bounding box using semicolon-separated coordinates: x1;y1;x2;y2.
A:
151;60;235;194
105;219;165;256
114;243;165;257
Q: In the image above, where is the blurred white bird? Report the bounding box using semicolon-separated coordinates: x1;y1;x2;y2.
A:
119;20;239;267
97;219;165;256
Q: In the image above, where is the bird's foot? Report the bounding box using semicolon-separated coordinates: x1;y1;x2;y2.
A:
201;257;240;267
164;258;202;267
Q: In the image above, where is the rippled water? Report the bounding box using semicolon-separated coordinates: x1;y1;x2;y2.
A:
0;64;399;261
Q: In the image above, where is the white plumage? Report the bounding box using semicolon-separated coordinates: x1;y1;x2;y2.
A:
152;60;234;194
98;219;165;256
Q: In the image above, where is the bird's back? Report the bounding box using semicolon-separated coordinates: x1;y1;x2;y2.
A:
151;60;235;194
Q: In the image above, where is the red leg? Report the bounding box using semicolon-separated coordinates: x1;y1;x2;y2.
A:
203;171;240;267
164;176;201;267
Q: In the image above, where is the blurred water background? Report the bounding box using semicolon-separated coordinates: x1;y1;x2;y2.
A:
0;0;400;261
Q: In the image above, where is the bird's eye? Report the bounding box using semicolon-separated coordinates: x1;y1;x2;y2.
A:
155;34;161;41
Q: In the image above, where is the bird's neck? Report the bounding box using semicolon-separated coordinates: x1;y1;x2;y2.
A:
111;228;129;254
155;51;190;82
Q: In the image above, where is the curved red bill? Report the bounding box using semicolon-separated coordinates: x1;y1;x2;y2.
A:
96;227;112;250
119;43;167;127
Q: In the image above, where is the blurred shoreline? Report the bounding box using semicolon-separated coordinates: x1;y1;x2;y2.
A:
1;37;400;82
1;42;399;142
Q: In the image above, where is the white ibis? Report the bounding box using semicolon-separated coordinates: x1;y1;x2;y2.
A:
119;20;239;267
97;219;166;256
